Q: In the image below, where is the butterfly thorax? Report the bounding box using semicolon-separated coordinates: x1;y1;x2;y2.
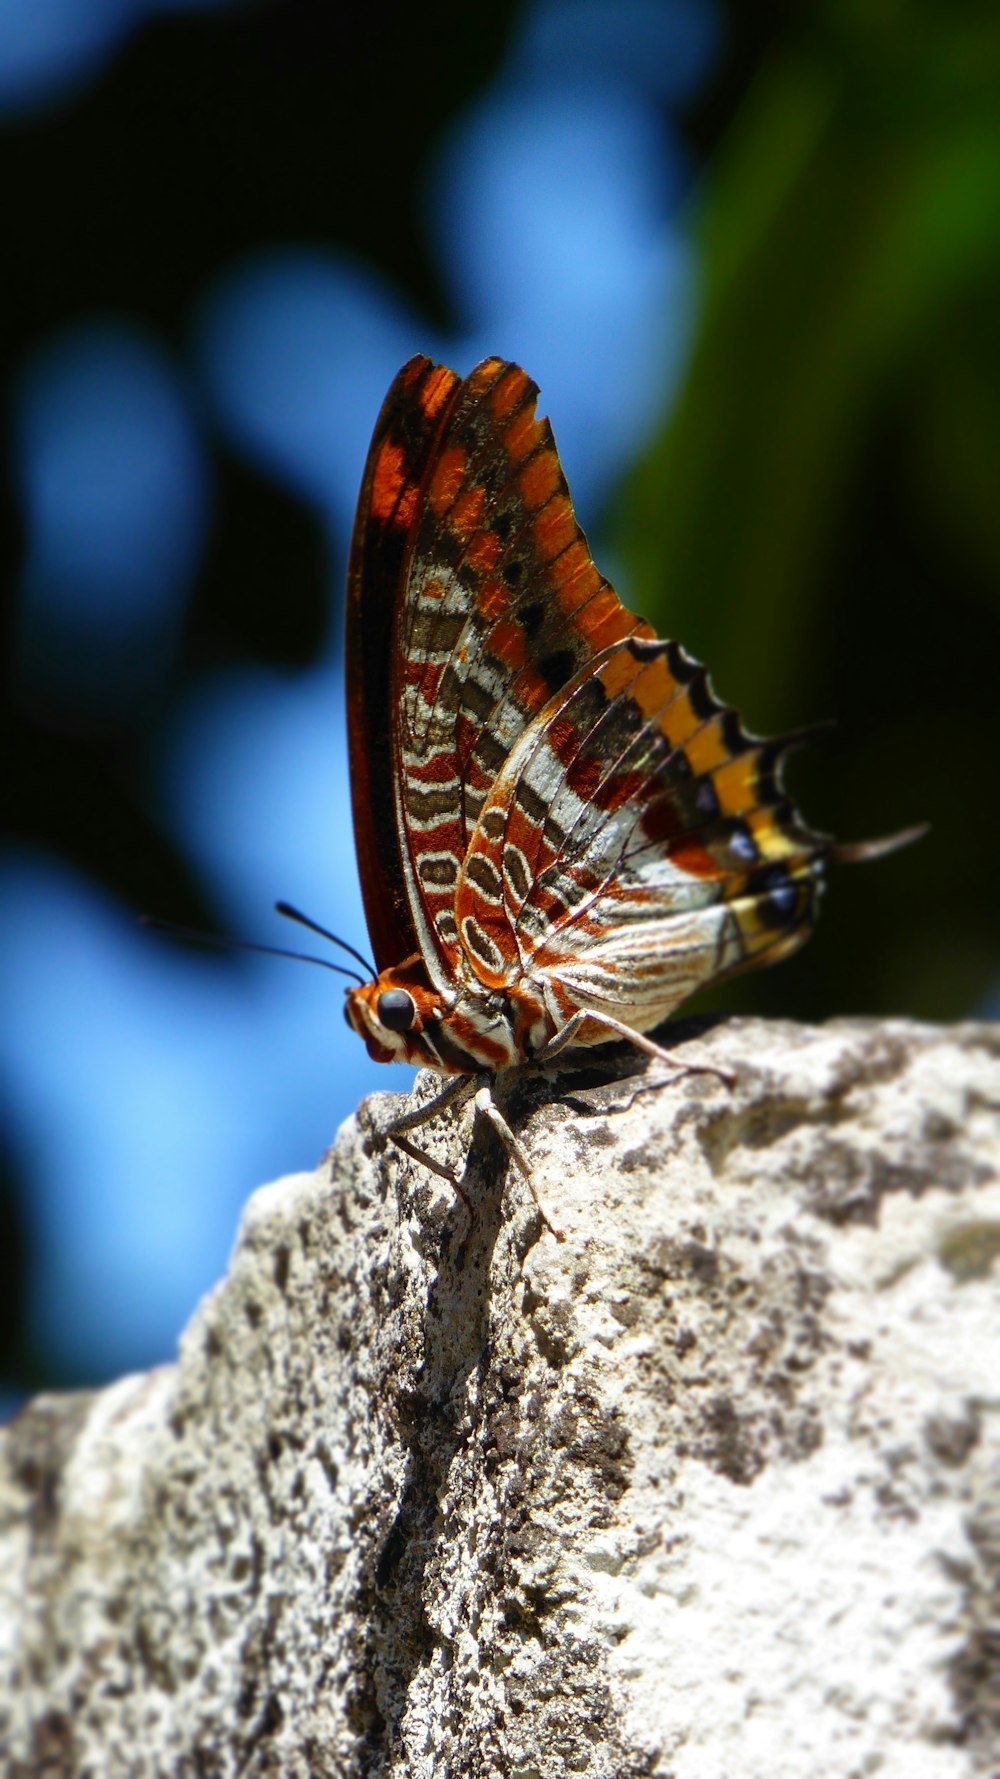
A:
344;953;557;1076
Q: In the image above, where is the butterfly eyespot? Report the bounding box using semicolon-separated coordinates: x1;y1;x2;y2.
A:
377;989;415;1033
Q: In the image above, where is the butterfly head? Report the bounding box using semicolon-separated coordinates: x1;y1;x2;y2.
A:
343;951;527;1075
343;957;452;1068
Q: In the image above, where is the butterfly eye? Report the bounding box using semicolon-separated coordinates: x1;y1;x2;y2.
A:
377;989;415;1033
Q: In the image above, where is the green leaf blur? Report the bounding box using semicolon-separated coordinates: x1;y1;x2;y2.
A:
616;1;1000;1022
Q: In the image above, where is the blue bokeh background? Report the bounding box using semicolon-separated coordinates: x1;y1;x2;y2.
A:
6;0;1000;1408
1;0;721;1396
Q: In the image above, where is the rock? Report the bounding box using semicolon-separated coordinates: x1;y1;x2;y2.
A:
1;1017;999;1778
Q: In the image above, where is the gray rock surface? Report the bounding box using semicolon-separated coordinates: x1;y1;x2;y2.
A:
1;1017;999;1778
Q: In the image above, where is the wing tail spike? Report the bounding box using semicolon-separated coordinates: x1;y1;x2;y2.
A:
829;823;929;866
767;717;837;756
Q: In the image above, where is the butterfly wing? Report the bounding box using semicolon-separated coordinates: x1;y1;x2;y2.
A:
456;634;826;1031
440;390;830;1026
346;356;463;972
349;354;651;989
349;353;827;1030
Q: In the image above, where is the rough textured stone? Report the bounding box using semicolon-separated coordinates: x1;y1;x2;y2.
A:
1;1017;999;1778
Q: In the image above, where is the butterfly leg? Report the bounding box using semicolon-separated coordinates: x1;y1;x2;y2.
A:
384;1073;564;1240
388;1128;467;1188
559;1010;736;1089
535;1012;588;1065
383;1073;479;1205
387;1070;479;1138
473;1085;565;1243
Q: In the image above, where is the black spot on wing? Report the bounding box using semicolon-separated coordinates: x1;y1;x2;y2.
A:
538;648;577;694
688;668;718;722
518;599;544;637
721;709;751;756
665;639;699;683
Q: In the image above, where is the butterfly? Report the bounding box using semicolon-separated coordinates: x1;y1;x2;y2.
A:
339;355;916;1233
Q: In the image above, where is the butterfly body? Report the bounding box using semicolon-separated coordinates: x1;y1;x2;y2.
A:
345;355;827;1093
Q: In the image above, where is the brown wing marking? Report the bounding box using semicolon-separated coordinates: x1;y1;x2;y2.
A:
345;355;462;972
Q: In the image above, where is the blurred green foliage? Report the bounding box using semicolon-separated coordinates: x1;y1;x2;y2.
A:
619;0;1000;1021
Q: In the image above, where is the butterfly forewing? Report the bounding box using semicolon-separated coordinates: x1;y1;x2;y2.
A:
346;356;463;973
389;357;654;985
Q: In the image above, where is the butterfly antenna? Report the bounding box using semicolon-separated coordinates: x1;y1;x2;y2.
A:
274;900;376;980
140;916;366;987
